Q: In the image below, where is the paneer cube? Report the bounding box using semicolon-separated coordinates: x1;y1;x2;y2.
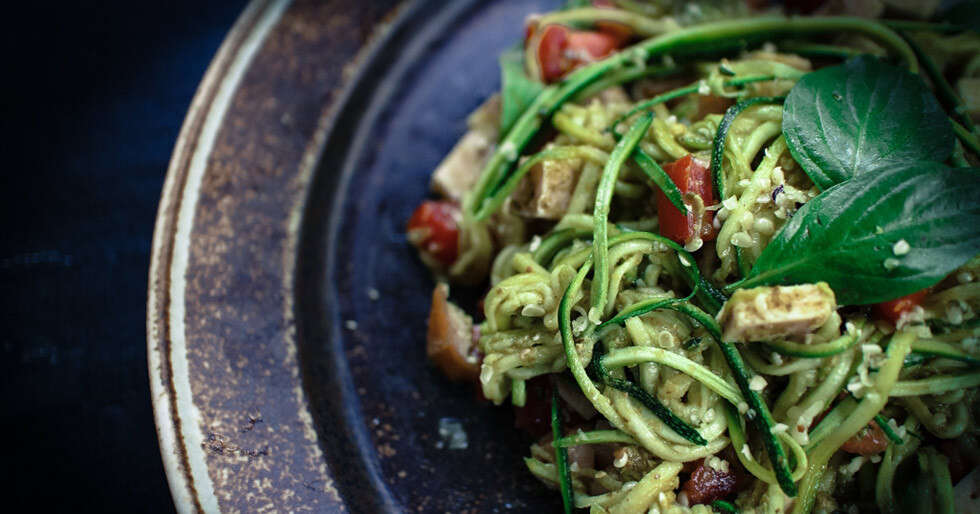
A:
717;283;837;343
510;157;583;220
430;95;501;201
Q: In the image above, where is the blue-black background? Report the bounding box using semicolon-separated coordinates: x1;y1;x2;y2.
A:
1;1;247;511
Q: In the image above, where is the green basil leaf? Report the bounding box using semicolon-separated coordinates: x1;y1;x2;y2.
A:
737;161;980;305
782;56;954;190
499;47;544;141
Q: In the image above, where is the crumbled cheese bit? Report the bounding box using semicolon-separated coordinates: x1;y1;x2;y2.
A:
840;456;866;480
771;166;785;184
770;352;784;365
500;141;518;161
737;401;749;414
569;462;580;472
883;258;901;271
749;375;767;391
698;80;710;95
897;305;926;329
870;455;882;464
892;239;910;256
683;237;703;253
367;288;380;301
706;456;730;473
772;423;788;434
528;235;542;252
666;114;678;124
345;320;358;331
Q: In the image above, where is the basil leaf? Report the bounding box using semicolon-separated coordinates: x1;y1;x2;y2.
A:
499;47;544;141
737;161;980;305
782;56;954;190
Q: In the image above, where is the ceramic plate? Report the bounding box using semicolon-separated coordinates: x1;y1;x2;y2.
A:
148;0;562;511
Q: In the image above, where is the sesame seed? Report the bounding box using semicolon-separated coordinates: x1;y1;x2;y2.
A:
892;239;910;256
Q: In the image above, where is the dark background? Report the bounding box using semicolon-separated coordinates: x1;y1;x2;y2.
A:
1;1;247;511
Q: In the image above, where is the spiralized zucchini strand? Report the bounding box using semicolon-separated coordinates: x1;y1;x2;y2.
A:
889;371;980;397
711;96;786;199
764;331;860;358
793;331;913;514
591;113;654;322
552;386;574;514
556;430;637;447
591;342;709;446
602;346;745;406
468;16;918;219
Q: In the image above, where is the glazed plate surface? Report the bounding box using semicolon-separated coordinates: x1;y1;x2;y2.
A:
147;0;561;511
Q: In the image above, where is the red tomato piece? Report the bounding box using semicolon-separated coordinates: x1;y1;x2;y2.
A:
566;30;620;60
655;154;718;246
841;422;889;456
682;458;739;505
533;24;624;83
537;24;569;83
407;200;460;266
873;289;929;325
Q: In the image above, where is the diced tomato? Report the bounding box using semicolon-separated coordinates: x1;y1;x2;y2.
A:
873;289;929;325
655;154;718;246
536;25;569;83
841;422;889;455
681;458;739;505
532;24;624;83
407;200;460;266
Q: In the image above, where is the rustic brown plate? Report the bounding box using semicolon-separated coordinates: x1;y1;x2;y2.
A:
148;0;561;511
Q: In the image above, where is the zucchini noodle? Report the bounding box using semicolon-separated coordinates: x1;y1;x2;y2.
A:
410;4;980;512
